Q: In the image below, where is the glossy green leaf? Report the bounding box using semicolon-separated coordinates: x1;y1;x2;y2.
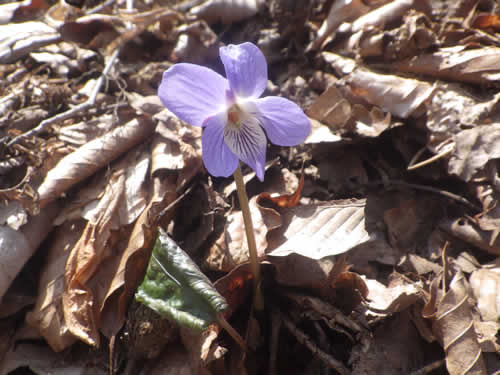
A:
136;228;228;331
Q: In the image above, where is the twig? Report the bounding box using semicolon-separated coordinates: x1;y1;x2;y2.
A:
278;309;350;375
86;0;117;15
407;144;454;171
364;179;480;211
409;359;445;375
217;313;248;353
7;48;121;147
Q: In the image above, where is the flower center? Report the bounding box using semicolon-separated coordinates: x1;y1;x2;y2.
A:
227;104;243;129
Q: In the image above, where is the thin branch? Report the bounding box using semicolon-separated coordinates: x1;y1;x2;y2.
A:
278;309;350;375
363;179;480;211
7;48;120;147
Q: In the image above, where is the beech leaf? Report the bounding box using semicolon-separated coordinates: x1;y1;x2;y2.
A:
136;229;228;331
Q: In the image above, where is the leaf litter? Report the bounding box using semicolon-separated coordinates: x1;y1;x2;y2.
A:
2;0;500;374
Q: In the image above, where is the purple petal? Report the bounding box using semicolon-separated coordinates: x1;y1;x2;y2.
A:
202;114;239;178
223;113;267;181
220;43;267;100
249;96;311;146
158;63;229;127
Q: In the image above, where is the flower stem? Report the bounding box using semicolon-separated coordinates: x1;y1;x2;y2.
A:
233;164;264;311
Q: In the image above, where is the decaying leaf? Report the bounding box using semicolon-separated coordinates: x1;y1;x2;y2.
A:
137;228;228;331
268;199;372;260
310;0;372;50
258;173;304;208
25;220;85;352
0;202;60;302
189;0;263;24
37;116;155;206
0;21;60;63
470;268;500;322
322;52;435;118
448;124;500;182
364;277;422;316
423;272;487;375
440;218;500;256
205;195;281;272
393;46;500;85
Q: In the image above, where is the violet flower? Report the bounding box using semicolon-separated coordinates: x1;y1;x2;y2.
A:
158;42;311;181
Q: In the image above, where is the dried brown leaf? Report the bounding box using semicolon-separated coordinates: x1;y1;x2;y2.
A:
0;21;60;63
62;170;126;347
204;195;281;272
425;272;487;375
37;116;155;206
448;124;500;182
98;173;178;339
364;278;422;316
268;199;372;260
392;46;500;85
470;268;500;322
189;0;263;24
309;0;372;50
349;0;430;35
0;0;47;24
25;220;86;352
0;202;60;302
440;218;500;256
322;52;434;118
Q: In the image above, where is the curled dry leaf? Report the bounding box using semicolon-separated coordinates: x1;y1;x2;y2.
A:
0;0;47;24
0;202;60;302
98;172;178;339
0;21;60;63
348;10;437;59
322;52;435;118
448;124;500;182
37;116;155;206
62;170;127;347
307;84;393;138
258;173;304;208
25;220;86;352
349;0;430;35
469;268;500;322
205;195;281;272
364;277;422;317
309;0;372;50
424;83;500;153
392;46;500;85
440;218;500;256
189;0;263;24
423;272;487;375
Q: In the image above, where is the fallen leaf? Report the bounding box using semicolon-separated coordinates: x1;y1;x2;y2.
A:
25;220;85;352
322;52;435;118
189;0;263;24
0;202;60;302
268;199;372;260
37;116;155;206
364;277;422;316
469;268;500;322
448;124;500;182
258;172;304;208
423;272;487;375
204;195;281;272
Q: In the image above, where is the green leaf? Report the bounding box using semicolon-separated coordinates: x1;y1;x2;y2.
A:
136;228;228;331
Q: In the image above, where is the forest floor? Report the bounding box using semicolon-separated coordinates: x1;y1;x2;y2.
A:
1;0;500;374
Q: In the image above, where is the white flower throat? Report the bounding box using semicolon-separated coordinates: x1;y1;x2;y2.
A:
223;103;266;159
